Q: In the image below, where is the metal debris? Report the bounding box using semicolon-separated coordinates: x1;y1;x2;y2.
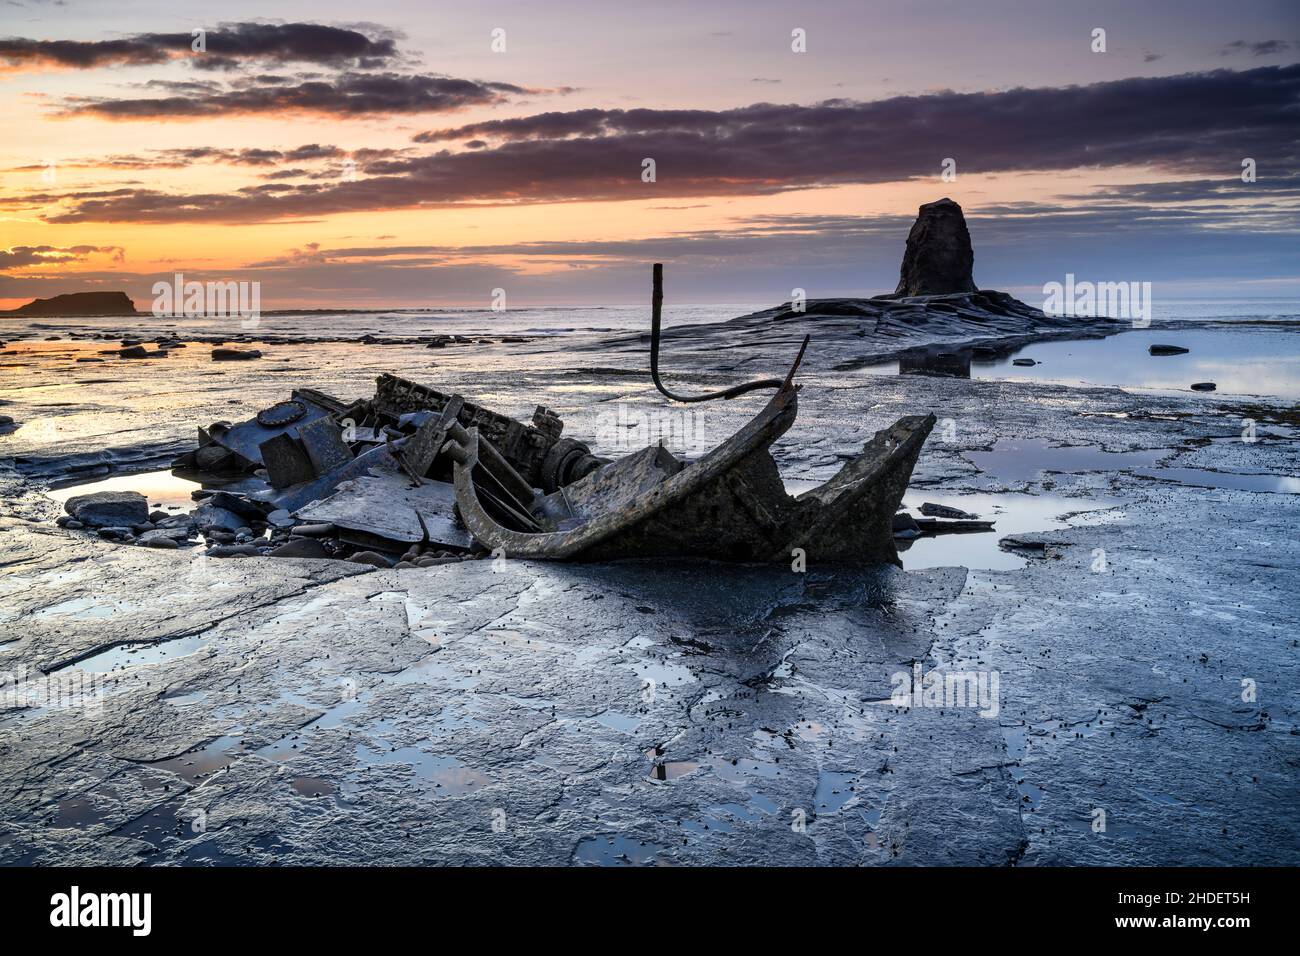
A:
150;264;936;566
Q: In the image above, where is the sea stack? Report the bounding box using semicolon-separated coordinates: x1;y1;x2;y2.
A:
895;197;977;296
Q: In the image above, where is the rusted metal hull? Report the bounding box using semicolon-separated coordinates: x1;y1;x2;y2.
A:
453;385;935;565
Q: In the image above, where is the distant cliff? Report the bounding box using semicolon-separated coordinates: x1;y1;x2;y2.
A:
3;291;137;316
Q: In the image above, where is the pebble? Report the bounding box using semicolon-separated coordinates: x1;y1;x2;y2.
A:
206;544;261;558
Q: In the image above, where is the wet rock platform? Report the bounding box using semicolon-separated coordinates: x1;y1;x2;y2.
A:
1;311;1298;865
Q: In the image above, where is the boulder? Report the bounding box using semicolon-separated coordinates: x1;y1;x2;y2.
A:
192;503;247;531
269;538;330;559
894;198;977;296
138;527;192;546
205;491;266;520
63;490;148;528
891;511;922;538
212;348;262;361
919;502;979;520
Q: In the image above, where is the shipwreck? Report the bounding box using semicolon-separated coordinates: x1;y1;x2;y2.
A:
154;263;937;567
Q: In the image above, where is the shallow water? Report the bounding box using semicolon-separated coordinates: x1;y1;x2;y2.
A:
963;438;1169;482
47;469;200;512
1133;468;1300;494
964;438;1299;495
973;328;1300;399
896;491;1125;571
863;326;1300;400
64;633;214;674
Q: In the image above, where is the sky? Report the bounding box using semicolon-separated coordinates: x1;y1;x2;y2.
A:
0;0;1298;310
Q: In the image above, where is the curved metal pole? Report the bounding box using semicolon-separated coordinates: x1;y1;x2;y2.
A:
650;262;809;403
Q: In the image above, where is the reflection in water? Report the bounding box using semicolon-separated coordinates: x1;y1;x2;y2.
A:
649;760;701;781
574;835;665;866
46;468;200;512
899;349;971;378
1133;468;1300;494
971;328;1300;399
857;327;1300;400
963;438;1168;483
896;491;1125;571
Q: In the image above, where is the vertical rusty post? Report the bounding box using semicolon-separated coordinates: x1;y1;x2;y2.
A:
650;263;664;396
652;262;663;321
648;261;796;402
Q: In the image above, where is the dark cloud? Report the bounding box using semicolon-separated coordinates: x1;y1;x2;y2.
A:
139;78;223;94
0;21;398;73
0;244;123;267
412;64;1300;175
1060;173;1300;207
286;143;346;161
23;64;1300;222
1220;40;1296;57
0;36;170;71
4;144;360;171
178;22;400;71
58;72;531;118
263;168;311;180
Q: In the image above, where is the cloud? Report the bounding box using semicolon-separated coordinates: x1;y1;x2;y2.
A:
0;21;399;73
181;22;401;71
6;197;1296;307
56;71;532;119
1220;40;1296;57
3;144;367;172
20;64;1300;222
0;244;123;267
0;37;171;71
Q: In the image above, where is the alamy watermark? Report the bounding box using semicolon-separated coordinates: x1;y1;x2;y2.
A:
1;666;106;717
886;663;1000;718
1042;273;1152;327
152;273;261;328
594;403;709;456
